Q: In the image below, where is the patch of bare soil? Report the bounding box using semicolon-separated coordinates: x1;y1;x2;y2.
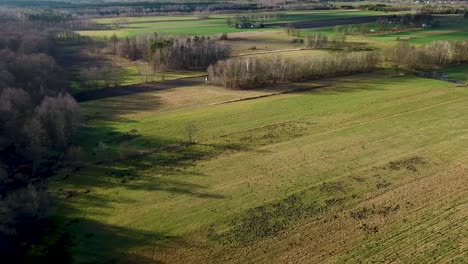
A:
383;156;427;172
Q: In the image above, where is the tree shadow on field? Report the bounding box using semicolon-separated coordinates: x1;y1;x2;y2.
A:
52;69;408;262
30;212;173;264
49;161;223;262
289;71;408;95
81;93;164;122
75;76;206;102
239;71;400;98
48;111;237;261
61;122;228;195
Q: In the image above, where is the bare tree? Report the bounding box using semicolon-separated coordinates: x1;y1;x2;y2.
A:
208;52;379;89
185;121;197;144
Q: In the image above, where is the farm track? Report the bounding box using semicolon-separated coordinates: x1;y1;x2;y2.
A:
210;83;330;105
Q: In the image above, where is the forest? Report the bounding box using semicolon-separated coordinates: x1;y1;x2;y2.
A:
0;9;80;261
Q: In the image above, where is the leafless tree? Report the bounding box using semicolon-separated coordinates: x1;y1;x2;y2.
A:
185;121;197;144
208;52;379;89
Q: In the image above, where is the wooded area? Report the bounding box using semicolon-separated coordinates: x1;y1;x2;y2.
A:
208;40;468;89
109;34;231;71
0;11;80;260
207;52;379;88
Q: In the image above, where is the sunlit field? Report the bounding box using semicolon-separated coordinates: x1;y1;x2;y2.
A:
4;2;466;262
51;70;468;263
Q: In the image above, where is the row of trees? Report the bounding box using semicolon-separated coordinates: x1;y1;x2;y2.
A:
332;13;440;36
385;40;468;71
356;3;409;12
4;1;333;18
0;12;80;260
418;5;467;15
207;52;379;89
207;40;468;89
355;3;466;13
226;13;284;27
25;10;72;22
303;33;329;48
109;34;231;71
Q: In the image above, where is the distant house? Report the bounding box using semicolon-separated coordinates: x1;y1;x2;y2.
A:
231;22;264;29
422;23;432;28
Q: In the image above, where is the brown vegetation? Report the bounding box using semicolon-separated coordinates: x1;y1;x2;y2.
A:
109;34;231;72
0;11;80;260
385;40;468;71
207;52;379;89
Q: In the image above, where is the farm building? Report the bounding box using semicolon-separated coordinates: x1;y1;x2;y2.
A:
231;22;264;29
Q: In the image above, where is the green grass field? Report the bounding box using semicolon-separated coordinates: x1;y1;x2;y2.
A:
46;8;468;262
362;18;468;46
74;11;468;94
49;69;468;263
297;16;468;49
445;64;468;81
80;10;399;37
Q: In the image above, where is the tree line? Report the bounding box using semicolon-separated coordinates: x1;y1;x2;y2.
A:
385;40;468;71
304;33;328;48
0;11;80;260
226;13;285;27
207;52;379;89
332;13;440;36
2;1;333;18
354;3;466;13
109;34;231;73
207;40;468;89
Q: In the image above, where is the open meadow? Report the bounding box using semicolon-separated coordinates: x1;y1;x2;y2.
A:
50;69;468;263
2;2;466;262
79;10;402;37
72;10;468;91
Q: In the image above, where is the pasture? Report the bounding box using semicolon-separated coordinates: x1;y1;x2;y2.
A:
41;5;468;263
298;15;468;48
445;64;468;82
1;1;466;262
79;10;399;37
73;10;467;92
365;19;468;45
50;70;468;263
